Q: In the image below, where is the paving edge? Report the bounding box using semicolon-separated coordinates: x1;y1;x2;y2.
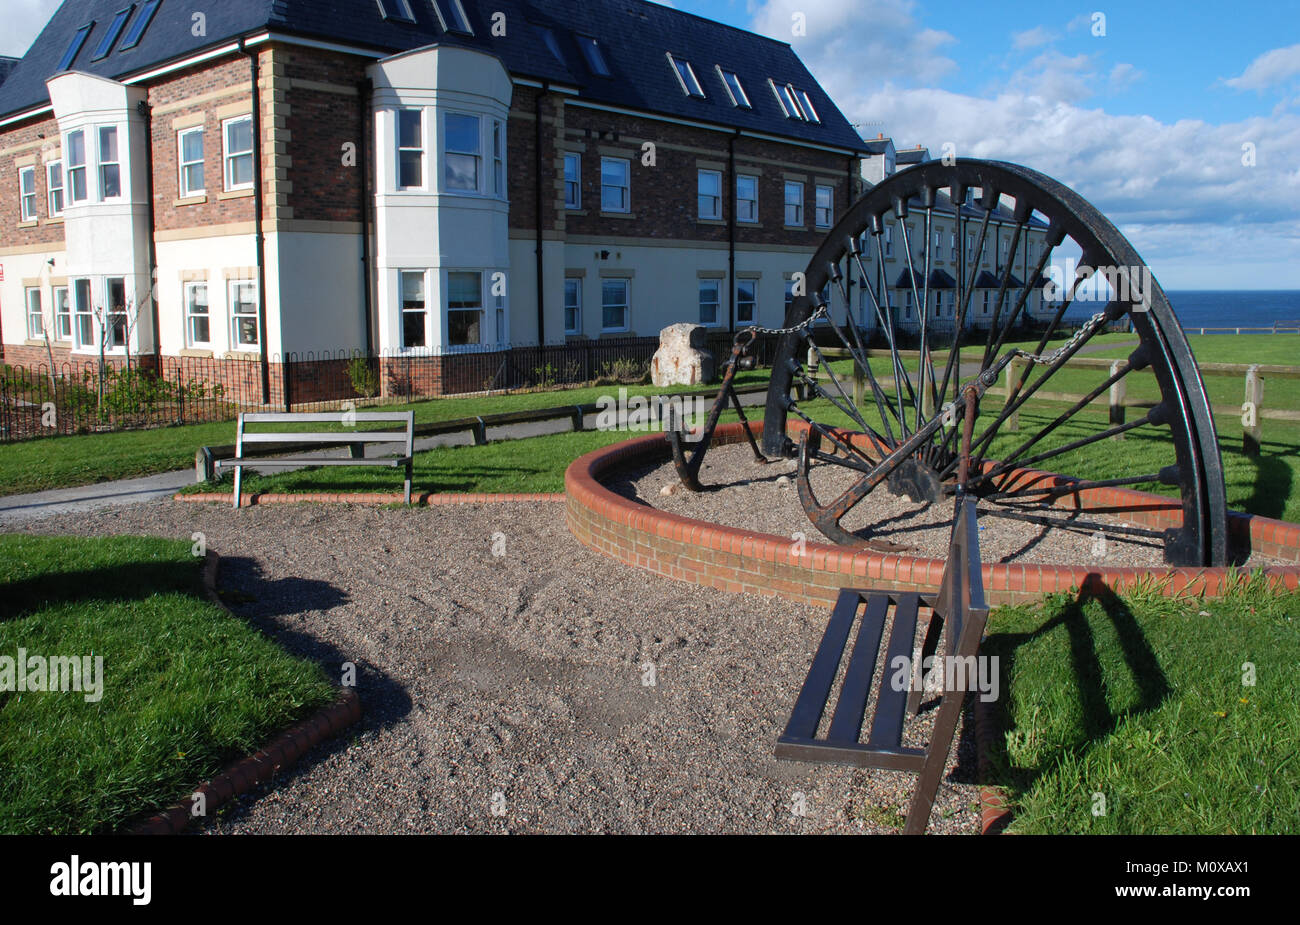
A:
973;694;1012;835
175;491;567;506
124;550;362;835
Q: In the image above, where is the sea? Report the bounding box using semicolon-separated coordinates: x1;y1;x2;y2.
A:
1066;290;1300;332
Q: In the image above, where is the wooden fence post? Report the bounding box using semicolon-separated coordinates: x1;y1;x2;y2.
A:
1109;359;1126;437
1243;365;1263;457
852;359;864;409
1004;357;1023;431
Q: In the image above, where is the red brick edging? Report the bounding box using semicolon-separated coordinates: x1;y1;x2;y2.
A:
176;491;567;506
564;422;1300;607
126;551;362;835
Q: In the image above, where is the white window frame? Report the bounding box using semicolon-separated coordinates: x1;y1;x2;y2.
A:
222;115;254;192
492;119;505;198
563;153;581;209
951;233;958;262
25;288;43;339
446;270;484;347
395;108;425;191
178;126;205;197
18;166;37;220
770;80;805;120
97;126;122;200
432;0;474;34
736;174;758;223
577;35;610;77
53;286;71;340
66;130;88;203
104;277;128;351
716;67;751;108
698;279;722;327
736;279;757;324
698;169;722;220
796;88;821;123
399;269;428;350
184;281;211;348
601;278;630;332
601;156;630;213
564;277;582;334
443;111;482;194
815;184;833;228
784;180;803;226
229;280;260;350
667;53;705;98
885;225;894;258
46;160;64;216
377;0;415;23
72;278;94;349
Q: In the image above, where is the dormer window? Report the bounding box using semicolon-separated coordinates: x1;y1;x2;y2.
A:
376;0;415;23
433;0;473;34
577;36;610;77
92;6;135;60
58;24;94;71
667;53;705;98
119;0;161;50
717;68;751;108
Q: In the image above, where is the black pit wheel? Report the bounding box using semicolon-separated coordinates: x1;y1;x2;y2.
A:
762;159;1228;567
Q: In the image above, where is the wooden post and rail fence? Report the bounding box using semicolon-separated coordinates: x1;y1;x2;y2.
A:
812;347;1300;457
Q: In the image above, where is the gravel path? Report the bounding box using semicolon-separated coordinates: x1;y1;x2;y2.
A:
618;443;1284;568
9;500;982;835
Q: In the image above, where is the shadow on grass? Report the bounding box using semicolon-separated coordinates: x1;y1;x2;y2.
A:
978;580;1170;796
0;560;203;623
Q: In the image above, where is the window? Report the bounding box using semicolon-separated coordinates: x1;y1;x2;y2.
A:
815;185;833;227
376;0;415;23
601;157;629;212
538;27;564;63
601;279;629;331
784;180;803;226
564;278;582;334
965;234;974;262
58;24;93;71
47;161;64;216
66;131;87;202
737;280;757;324
492;120;505;197
223;116;253;190
105;277;128;349
698;169;721;220
736;175;758;222
796;89;821;123
447;271;482;346
444;112;480;192
933;230;942;258
119;0;161;49
98;126;121;199
717;68;751;108
668;54;705;98
73;279;94;348
399;270;426;348
53;287;71;340
178;127;204;197
19;166;36;220
982;290;992;315
184;282;210;346
494;288;505;344
396;109;423;189
563;153;581;209
26;289;43;339
92;6;134;60
784;279;796;313
884;225;894;257
698;279;721;326
577;36;610;76
903;289;914;319
433;0;473;34
950;232;958;261
770;80;805;120
230;280;259;349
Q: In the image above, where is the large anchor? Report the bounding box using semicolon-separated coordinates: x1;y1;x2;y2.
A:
667;329;768;491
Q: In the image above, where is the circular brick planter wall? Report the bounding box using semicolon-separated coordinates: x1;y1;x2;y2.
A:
564;422;1300;607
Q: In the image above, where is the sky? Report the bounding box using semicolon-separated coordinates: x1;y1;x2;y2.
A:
6;0;1298;289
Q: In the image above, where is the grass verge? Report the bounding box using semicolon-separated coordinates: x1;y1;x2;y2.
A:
0;534;335;834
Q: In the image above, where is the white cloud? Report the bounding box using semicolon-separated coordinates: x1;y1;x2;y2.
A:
2;0;61;58
1011;26;1056;51
1108;62;1143;92
1225;43;1300;91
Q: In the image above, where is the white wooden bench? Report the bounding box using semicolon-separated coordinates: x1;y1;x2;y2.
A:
217;411;414;508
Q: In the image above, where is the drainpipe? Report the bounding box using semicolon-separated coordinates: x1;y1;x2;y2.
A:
728;130;739;334
358;77;374;356
535;83;548;345
240;38;271;406
137;98;160;370
846;155;856;325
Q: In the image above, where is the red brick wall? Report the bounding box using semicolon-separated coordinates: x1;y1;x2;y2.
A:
0;113;66;249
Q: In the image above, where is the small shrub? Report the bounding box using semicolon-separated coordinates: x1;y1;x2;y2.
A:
347;355;378;398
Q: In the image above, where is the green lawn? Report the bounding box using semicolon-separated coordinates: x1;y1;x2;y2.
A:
0;534;335;834
983;579;1300;833
0;371;767;497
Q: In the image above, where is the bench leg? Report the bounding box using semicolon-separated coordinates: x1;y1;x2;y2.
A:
404;461;412;505
232;465;242;509
903;691;968;835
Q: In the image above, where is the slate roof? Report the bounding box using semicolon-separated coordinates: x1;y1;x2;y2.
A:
0;56;19;86
0;0;868;152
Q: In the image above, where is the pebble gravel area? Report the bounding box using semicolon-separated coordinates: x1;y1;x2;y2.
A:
619;443;1286;568
9;500;982;835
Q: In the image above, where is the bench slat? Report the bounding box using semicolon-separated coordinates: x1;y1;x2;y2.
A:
221;457;409;468
240;412;413;423
781;589;861;741
867;593;920;750
239;432;409;444
826;592;890;744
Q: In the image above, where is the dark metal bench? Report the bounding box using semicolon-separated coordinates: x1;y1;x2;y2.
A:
217;411;414;508
774;493;989;834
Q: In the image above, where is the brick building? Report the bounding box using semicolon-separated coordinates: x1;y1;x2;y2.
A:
0;0;879;401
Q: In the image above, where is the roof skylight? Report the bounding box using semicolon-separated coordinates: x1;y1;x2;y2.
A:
667;54;705;98
119;0;161;50
92;6;134;61
376;0;415;23
717;68;751;108
57;23;94;71
537;26;564;63
577;36;610;76
796;88;820;123
433;0;474;34
770;79;804;120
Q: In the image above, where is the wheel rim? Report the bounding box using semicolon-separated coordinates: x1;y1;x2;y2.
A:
762;158;1228;567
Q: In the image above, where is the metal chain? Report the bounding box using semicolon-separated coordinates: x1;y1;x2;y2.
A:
1011;309;1109;365
743;303;829;338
